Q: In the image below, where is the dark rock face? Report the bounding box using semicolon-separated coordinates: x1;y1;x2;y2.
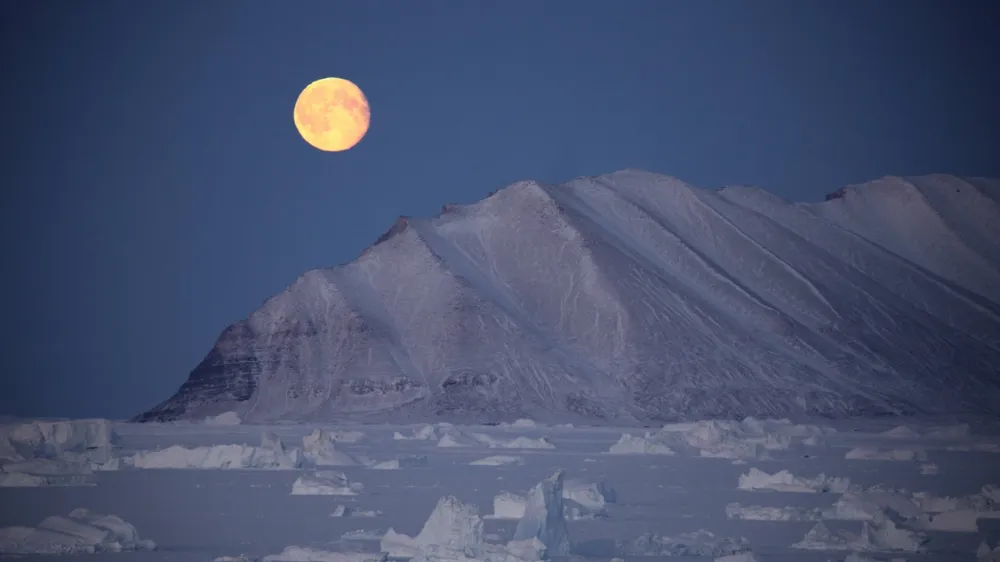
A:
137;171;1000;424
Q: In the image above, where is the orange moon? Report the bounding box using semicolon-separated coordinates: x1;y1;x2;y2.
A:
293;77;370;152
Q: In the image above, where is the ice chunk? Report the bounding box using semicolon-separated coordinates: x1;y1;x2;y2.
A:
0;458;95;487
129;439;301;470
290;471;362;496
621;530;750;557
394;425;439;441
509;419;537;428
508;470;570;559
0;508;155;555
791;521;856;550
846;447;926;461
725;503;821;521
491;492;527;519
371;455;428;470
381;496;483;557
880;425;921;439
562;479;615;513
2;419;116;466
436;427;491;448
738;467;849;493
491;436;554;449
716;554;758;562
262;546;387;562
607;433;675;455
470;455;524;466
863;513;928;552
204;411;242;425
302;429;362;467
824;489;923;521
330;505;381;518
415;496;483;551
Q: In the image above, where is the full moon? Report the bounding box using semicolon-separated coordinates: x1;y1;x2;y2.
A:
293;77;370;152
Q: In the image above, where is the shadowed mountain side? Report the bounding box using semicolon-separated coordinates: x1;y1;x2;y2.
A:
136;170;1000;424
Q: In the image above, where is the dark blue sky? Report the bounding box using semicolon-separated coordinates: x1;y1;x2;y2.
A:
1;1;997;419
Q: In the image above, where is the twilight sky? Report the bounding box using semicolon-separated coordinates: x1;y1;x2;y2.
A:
1;1;998;419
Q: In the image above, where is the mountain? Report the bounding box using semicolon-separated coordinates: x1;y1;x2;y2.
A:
136;170;1000;424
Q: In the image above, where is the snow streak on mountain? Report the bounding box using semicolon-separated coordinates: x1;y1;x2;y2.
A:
137;171;1000;424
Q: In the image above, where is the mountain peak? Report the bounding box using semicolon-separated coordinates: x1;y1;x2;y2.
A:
136;171;1000;424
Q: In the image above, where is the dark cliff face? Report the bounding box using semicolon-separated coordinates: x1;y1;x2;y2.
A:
134;324;258;422
137;171;1000;424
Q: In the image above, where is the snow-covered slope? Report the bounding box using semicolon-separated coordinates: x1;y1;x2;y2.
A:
136;170;1000;424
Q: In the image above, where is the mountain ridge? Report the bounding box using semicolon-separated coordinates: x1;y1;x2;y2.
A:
136;170;1000;424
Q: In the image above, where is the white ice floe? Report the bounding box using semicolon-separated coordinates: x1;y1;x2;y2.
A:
490;492;528;519
607;418;822;459
434;427;554;450
1;418;117;468
203;411;242;425
715;554;759;562
737;467;849;493
792;515;928;553
492;436;555;449
261;546;387;562
489;479;615;521
620;530;751;557
880;425;922;439
562;479;615;519
371;455;428;470
919;463;938;475
508;471;571;560
393;425;439;441
330;505;381;518
470;455;524;466
382;471;572;562
302;429;364;467
846;447;926;461
380;495;484;558
607;433;675;455
290;471;362;496
725;503;821;521
0;508;155;555
823;485;995;532
0;458;96;487
129;432;301;470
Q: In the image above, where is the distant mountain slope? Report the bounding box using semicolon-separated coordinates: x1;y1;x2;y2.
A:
136;170;1000;424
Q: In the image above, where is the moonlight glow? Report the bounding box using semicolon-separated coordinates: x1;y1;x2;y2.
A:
293;77;370;152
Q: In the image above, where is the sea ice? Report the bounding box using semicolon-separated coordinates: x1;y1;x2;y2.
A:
0;508;155;555
725;503;821;521
845;447;926;461
508;470;570;559
470;455;524;466
129;431;301;470
620;530;750;557
607;433;675;455
290;471;362;496
737;467;849;493
302;429;364;467
370;455;428;470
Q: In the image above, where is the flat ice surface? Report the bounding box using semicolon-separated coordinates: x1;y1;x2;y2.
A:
1;417;999;561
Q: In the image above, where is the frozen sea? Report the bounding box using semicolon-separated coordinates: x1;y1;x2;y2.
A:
2;417;1000;561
